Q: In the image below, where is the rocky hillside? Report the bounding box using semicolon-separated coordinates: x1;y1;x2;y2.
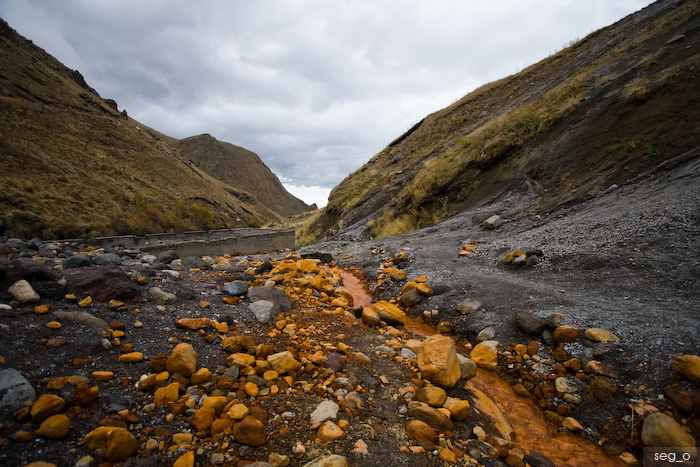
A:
0;19;307;240
312;0;700;240
177;135;312;218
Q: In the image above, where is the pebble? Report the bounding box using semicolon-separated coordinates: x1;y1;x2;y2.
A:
118;352;144;363
30;394;66;422
584;328;620;343
84;426;139;462
317;420;346;442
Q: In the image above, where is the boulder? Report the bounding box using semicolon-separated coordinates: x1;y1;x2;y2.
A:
418;334;461;388
66;266;138;301
468;384;514;441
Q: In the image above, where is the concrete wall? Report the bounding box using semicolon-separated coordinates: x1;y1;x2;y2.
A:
92;228;295;256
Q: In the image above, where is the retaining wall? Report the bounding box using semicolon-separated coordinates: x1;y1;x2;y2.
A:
92;228;295;256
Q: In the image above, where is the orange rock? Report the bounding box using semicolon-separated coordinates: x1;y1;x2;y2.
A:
173;450;194;467
267;351;301;374
31;394;66;422
176;318;211;330
416;386;447;407
190;368;212;385
46;321;61;329
154;382;180;407
118;352;144;363
418;334;461;388
244;382;259;397
211;320;229;334
34;304;51;314
371;301;407;325
84;426;139;462
443;397;471;420
211;418;234;436
406;419;437;444
78;296;93;308
191;405;216;432
470;340;499;371
36;414;71;439
553;325;580;343
166;343;197;377
317;420;346;442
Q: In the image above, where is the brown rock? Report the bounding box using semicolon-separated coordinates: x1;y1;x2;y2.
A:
553;325;580;343
267;351;301;374
233;416;266;446
371;301;407;325
384;267;407;281
673;355;700;386
405;419;437;444
72;382;99;406
470;340;499;371
200;396;228;414
418;334;461;388
406;405;453;432
443;397;471;420
317;420;346;442
166;343;197;377
415;386;447;407
211;418;234;436
585;360;618;378
220;335;245;353
36;414;70;439
118;352;144;363
84;426;139;462
563;417;583;431
399;287;423;307
666;384;700;414
361;307;382;326
176;318;211;330
31;394;66;422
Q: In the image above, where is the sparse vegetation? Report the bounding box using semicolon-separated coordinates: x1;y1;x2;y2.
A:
122;196;217;236
625;78;651;103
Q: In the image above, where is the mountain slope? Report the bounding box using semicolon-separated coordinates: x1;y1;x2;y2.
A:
0;18;297;239
313;0;700;240
176;134;312;218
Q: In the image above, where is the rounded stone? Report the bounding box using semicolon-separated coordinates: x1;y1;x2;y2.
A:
36;413;71;439
166;342;197;377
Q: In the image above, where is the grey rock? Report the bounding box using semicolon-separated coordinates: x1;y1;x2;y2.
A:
223;366;240;380
512;255;527;266
223;280;249;296
0;368;36;413
545;313;565;329
526;255;540;267
150;287;177;304
399;287;422;307
155;250;179;264
457;354;478;380
457;299;482;314
542;330;556;346
250;300;276;324
63;255;92;269
375;345;394;355
254;261;273;275
401;348;418;359
477;326;495;343
8;279;39;303
91;253;122;266
484;215;503;229
310;400;340;425
247;286;290;312
515;310;545;335
27;238;43;250
182;256;210;270
641;412;697;451
52;310;109;329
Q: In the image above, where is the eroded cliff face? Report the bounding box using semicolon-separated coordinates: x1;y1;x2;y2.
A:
314;0;700;240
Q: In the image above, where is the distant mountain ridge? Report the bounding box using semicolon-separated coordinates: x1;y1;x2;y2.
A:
0;18;310;239
177;134;312;218
310;0;700;240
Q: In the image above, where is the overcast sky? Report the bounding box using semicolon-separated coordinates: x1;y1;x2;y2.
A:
0;0;653;207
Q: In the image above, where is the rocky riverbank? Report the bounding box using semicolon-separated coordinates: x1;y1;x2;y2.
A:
1;217;698;467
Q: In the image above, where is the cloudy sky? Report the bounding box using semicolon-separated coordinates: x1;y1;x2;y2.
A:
0;0;653;207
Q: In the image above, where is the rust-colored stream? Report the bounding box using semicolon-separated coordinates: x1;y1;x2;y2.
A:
335;267;622;466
